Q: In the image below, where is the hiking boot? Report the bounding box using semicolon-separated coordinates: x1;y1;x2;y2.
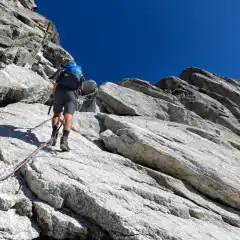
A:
60;136;70;152
51;128;59;146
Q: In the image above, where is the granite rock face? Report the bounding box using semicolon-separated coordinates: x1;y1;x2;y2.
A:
0;0;71;79
0;209;39;240
0;103;240;239
97;82;206;129
120;78;180;104
179;67;240;121
0;64;52;106
1;1;240;240
156;76;240;135
100;114;240;210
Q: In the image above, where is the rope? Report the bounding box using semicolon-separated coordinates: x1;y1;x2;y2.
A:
27;118;52;132
81;88;98;100
0;21;52;68
26;22;51;68
77;89;98;111
0;119;63;181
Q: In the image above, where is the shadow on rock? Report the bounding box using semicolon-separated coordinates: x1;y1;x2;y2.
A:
0;124;53;152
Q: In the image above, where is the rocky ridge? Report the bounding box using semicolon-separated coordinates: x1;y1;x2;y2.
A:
0;1;240;240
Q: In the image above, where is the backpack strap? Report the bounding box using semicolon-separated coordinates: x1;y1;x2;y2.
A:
56;69;67;83
76;75;85;97
50;67;64;81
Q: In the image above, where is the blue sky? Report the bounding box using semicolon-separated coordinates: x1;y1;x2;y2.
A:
35;0;240;85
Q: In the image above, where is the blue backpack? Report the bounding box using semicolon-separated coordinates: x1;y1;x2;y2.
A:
57;61;84;91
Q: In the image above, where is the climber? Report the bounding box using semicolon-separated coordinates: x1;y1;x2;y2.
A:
50;59;85;151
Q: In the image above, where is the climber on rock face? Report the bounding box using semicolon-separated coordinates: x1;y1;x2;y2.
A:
50;59;85;151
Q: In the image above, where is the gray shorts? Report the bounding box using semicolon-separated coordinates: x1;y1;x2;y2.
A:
53;88;78;115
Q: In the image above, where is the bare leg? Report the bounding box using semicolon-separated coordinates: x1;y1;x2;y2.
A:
63;113;73;131
52;112;61;127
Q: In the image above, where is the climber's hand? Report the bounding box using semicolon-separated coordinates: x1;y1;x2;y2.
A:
49;93;54;102
52;82;58;94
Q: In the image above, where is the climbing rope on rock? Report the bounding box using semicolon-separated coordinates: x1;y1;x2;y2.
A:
0;119;63;181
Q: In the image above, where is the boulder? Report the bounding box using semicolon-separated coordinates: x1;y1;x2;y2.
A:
120;78;179;104
34;202;88;239
199;88;240;121
79;96;104;113
78;84;103;113
72;111;105;146
180;67;240;116
156;76;240;134
100;114;240;210
97;82;207;129
0;64;52;106
180;66;215;80
18;0;37;10
0;209;39;239
42;41;73;68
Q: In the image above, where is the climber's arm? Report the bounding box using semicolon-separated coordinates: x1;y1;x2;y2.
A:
52;82;58;94
49;68;61;80
49;68;62;93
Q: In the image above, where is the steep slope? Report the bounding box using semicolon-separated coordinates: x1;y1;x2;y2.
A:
0;0;72;79
0;1;240;240
1;103;240;240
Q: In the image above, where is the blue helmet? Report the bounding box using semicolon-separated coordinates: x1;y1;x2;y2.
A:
63;61;83;78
